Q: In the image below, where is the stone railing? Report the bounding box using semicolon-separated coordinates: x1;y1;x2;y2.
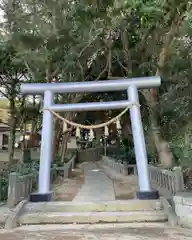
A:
102;155;137;175
148;165;185;198
102;155;184;199
7;165;59;208
7;172;37;208
102;155;129;176
173;192;192;228
6;153;77;208
57;154;76;178
127;164;137;175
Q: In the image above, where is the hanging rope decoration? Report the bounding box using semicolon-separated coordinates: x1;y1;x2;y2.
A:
63;121;68;132
44;102;140;139
76;127;80;138
116;119;121;130
104;125;109;136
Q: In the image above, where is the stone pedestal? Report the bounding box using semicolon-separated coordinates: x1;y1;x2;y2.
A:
174;192;192;228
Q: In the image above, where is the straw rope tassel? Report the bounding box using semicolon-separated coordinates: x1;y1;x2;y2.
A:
89;129;94;139
116;119;121;130
63;121;68;132
76;127;80;138
104;125;109;136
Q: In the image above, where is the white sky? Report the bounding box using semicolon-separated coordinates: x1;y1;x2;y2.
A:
0;2;4;21
0;8;5;99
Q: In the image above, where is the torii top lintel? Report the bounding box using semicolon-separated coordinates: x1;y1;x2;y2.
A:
20;76;161;94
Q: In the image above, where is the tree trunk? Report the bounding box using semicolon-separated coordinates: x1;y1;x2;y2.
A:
31;95;37;136
52;119;61;161
61;131;70;162
146;12;185;167
8;99;17;163
55;125;63;154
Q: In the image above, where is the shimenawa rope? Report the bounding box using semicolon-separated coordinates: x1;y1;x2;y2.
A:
44;102;140;130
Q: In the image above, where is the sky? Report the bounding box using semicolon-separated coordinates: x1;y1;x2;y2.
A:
0;8;5;99
0;3;4;21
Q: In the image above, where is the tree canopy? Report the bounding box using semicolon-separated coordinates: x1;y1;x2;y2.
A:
0;0;192;166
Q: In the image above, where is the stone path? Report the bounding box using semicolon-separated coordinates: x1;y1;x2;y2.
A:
1;223;192;239
73;162;115;201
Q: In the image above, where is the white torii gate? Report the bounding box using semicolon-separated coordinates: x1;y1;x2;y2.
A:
20;76;161;202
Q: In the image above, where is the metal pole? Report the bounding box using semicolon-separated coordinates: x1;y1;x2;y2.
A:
127;85;159;199
29;90;53;202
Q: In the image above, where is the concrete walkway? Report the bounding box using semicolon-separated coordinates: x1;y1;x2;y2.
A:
73;162;115;202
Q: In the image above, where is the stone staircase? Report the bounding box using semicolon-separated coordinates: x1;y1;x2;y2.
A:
18;199;167;225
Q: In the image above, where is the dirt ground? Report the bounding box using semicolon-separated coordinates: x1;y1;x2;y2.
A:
52;166;84;201
114;181;137;200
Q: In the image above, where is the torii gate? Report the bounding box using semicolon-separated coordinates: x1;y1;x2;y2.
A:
20;76;161;202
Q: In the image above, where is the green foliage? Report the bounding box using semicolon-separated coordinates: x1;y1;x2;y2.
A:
106;138;135;164
169;125;192;167
0;0;192;168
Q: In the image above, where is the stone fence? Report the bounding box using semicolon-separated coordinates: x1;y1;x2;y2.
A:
56;154;76;178
7;154;77;208
7;172;35;208
102;155;184;198
101;155;137;176
148;165;185;198
7;166;57;208
174;192;192;228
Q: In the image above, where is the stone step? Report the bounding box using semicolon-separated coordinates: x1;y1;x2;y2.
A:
19;210;167;225
24;200;162;213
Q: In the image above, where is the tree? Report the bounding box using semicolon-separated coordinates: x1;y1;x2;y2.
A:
2;0;111;159
1;0;192;168
0;40;29;161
